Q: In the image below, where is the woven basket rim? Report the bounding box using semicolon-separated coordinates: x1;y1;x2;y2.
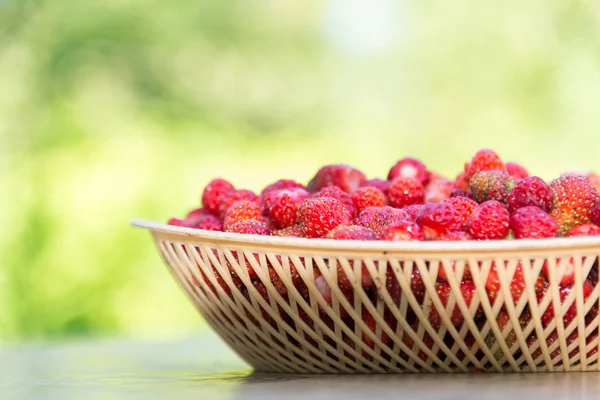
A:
132;219;600;253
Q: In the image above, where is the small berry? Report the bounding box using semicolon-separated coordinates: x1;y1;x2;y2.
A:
185;207;207;222
562;171;600;191
355;206;409;236
313;186;357;217
539;280;594;327
429;281;478;328
381;221;424;241
510;206;558;239
486;262;547;304
469;170;515;204
549;175;599;235
416;202;463;240
541;257;577;286
507;176;553;213
361;178;390;195
307;164;366;194
168;217;187;227
325;225;378;240
453;172;470;191
259;179;305;204
202;178;235;215
464;148;506;181
388;177;425;208
566;223;600;237
297;197;352;238
505;162;529;180
438;231;474;241
263;188;309;229
591;198;600;226
193;214;224;231
450;188;472;198
402;204;425;222
467;200;510;240
351;187;387;211
223;200;264;231
387;157;429;185
226;219;271;235
274;224;305;238
217;189;259;219
444;196;478;228
424;176;453;203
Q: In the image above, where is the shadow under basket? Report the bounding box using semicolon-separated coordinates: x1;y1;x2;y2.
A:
132;219;600;374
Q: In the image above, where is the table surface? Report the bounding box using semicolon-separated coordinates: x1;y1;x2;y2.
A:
2;331;600;400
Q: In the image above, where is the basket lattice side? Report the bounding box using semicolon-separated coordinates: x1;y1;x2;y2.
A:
151;229;600;373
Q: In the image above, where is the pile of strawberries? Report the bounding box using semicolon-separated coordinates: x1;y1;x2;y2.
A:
169;149;600;242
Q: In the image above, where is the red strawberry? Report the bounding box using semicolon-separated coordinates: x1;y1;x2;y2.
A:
566;223;600;237
510;206;558;239
193;214;223;231
469;170;515;204
387;157;429;185
314;273;354;319
437;261;472;282
402;204;425;222
381;220;424;241
410;268;426;304
401;323;435;361
485;310;529;360
507;176;553;213
438;231;474;241
167;217;188;227
541;258;577;286
259;179;305;204
450;188;472;198
549;175;599;235
467;200;510;240
202;178;235;216
361;309;396;350
325;225;378;240
591;198;600;226
505;162;529;180
217;189;259;219
388;177;425;208
275;224;305;237
539;280;594;327
307;164;367;194
486;262;547;304
428;281;478;329
226;219;271;235
262;187;309;229
313;186;357;217
416;202;463;240
297;197;352;238
562;171;600;191
424;176;453;203
384;266;402;305
444;196;478;228
351;187;387;211
355;206;409;236
464;148;506;181
223;200;264;231
186;207;208;222
361;178;390;195
453;172;470;192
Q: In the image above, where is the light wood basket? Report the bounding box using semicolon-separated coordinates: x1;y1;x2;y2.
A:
133;219;600;373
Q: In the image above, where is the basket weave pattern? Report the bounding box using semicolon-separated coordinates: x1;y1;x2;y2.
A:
136;221;600;373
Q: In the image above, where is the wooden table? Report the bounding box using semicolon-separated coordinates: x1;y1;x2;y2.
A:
2;331;600;399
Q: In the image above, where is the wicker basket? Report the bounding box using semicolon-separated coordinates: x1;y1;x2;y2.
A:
132;219;600;373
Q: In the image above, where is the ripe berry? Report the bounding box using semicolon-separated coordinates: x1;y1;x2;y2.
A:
351;187;387;211
541;258;577;286
355;206;409;237
259;179;305;204
416;202;463;240
223;200;264;231
467;200;510;240
469;170;515;204
325;225;377;240
438;231;474;241
381;221;424;241
402;204;425;222
464;148;506;181
505;162;529;180
307;164;366;194
274;224;305;238
387;157;429;185
510;206;558;239
202;178;235;215
424;176;453;203
185;207;207;222
550;175;599;235
193;214;224;231
507;176;553;213
217;189;259;219
388;177;425;208
313;186;357;217
453;172;470;192
591;198;600;226
226;219;271;235
360;178;390;195
566;223;600;237
429;281;478;328
444;196;478;228
167;218;187;227
263;187;309;229
486;262;547;304
539;280;594;327
297;197;352;238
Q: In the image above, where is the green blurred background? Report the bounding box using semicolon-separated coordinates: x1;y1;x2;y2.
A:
1;0;599;344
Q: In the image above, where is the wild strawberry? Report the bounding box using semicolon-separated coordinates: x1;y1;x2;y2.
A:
355;206;409;236
325;225;378;240
262;187;309;229
186;207;208;222
307;164;366;194
485;310;529;360
193;214;224;231
361;309;396;350
168;217;188;227
384;266;402;305
217;189;259;219
314;273;354;318
539;280;594;327
453;172;470;192
428;281;478;329
464;148;506;181
410;268;426;304
226;220;271;235
388;177;425;208
469;170;515;204
202;178;235;215
297;197;352;238
424;176;453;203
416;202;463;240
591;198;600;226
562;171;600;191
381;220;424;241
566;223;600;237
437;260;472;282
402;204;425;222
507;176;553;213
259;179;305;204
313;186;357;217
510;206;558;239
360;178;390;195
444;196;478;228
387;157;429;185
223;200;264;231
541;258;577;286
438;231;474;241
450;188;472;198
351;187;387;211
549;175;599;235
505;162;529;180
467;200;510;240
274;224;305;238
486;262;547;304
